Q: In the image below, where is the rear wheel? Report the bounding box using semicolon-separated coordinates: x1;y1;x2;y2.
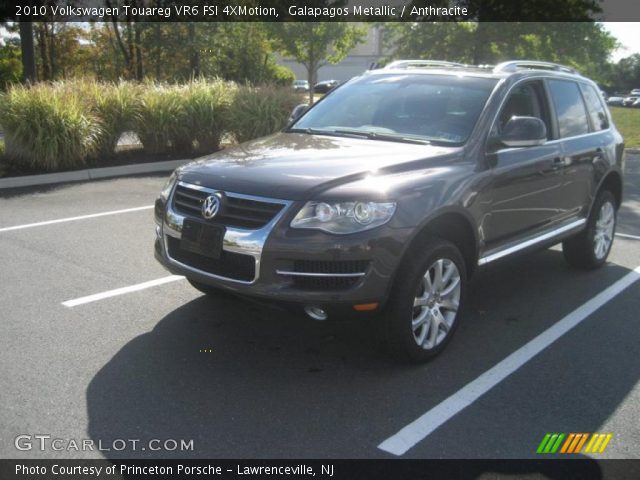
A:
382;238;466;363
563;190;617;269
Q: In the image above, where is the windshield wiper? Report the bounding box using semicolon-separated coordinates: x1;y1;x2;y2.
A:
331;129;431;145
287;127;336;135
288;127;431;145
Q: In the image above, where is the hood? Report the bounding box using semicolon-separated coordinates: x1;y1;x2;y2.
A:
178;132;459;200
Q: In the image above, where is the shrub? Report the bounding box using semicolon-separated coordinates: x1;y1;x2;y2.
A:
0;84;102;171
228;85;300;143
0;79;303;172
268;64;297;87
134;83;187;156
179;78;237;155
80;81;141;157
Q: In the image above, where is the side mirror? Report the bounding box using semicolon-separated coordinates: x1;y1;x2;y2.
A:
500;116;547;148
288;103;309;124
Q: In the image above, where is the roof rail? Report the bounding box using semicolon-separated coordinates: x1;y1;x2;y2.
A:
493;61;579;75
384;60;466;70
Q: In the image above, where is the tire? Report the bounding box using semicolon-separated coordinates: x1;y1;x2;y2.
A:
382;237;467;363
563;190;617;269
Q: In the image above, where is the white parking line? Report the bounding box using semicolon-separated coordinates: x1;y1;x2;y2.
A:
378;265;640;456
616;233;640;241
62;275;184;307
0;205;154;233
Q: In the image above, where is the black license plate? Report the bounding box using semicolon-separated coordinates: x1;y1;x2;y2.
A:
180;220;225;259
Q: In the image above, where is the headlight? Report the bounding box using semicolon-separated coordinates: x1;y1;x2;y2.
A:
159;171;178;201
291;201;396;234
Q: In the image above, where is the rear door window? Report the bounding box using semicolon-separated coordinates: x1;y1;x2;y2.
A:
547;79;590;138
580;83;609;131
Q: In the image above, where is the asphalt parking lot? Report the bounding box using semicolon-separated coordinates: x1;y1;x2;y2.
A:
1;154;639;463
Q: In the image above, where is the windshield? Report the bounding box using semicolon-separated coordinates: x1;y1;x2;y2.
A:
291;74;498;145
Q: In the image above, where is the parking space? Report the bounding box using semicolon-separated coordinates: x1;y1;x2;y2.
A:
1;156;639;460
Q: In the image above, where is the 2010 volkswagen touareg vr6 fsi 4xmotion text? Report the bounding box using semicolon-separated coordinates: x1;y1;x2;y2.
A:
155;60;624;362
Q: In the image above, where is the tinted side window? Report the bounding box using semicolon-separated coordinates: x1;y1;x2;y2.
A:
580;84;609;131
547;80;589;138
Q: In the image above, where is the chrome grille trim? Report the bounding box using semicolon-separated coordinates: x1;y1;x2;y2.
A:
172;181;287;230
162;182;293;284
275;270;366;278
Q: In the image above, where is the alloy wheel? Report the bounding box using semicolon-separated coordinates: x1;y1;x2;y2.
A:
593;200;615;260
411;258;461;350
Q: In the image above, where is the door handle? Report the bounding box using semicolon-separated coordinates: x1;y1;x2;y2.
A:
594;148;604;162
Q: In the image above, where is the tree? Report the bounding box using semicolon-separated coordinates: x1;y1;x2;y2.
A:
270;22;366;103
201;23;293;85
18;22;35;82
384;22;617;82
606;54;640;92
32;23;94;80
0;36;22;88
384;22;475;63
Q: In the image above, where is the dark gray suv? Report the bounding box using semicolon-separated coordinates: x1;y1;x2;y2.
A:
155;60;624;362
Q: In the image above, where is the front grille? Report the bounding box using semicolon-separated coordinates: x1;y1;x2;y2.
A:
291;276;362;290
289;260;369;290
172;184;284;230
166;236;255;282
293;260;369;275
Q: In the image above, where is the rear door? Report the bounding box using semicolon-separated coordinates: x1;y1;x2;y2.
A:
545;79;606;219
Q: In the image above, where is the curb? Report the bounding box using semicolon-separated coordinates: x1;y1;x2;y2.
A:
626;149;640;154
0;159;191;190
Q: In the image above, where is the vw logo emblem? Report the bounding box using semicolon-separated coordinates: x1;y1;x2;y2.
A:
202;194;222;219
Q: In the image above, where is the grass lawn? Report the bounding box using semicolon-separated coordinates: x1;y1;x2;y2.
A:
610;107;640;148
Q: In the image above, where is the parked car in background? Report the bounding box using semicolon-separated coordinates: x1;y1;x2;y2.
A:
622;96;638;107
292;80;310;92
630;89;640;96
155;59;623;362
632;98;640;108
313;80;340;93
606;96;625;107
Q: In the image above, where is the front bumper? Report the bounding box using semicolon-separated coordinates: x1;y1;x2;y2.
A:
154;185;412;310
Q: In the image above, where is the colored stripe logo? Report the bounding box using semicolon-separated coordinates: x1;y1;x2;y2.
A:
537;433;612;454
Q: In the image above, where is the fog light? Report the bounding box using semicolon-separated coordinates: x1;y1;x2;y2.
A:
304;306;328;321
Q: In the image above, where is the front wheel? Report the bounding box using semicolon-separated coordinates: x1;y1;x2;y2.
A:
382;238;466;363
563;190;617;269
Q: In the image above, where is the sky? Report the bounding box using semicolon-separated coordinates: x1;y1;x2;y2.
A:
602;23;640;61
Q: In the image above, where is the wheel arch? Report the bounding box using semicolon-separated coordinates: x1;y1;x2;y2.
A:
400;207;480;279
596;169;623;210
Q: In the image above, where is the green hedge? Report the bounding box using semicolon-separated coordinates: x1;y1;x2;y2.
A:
0;80;300;172
228;85;300;143
0;84;102;171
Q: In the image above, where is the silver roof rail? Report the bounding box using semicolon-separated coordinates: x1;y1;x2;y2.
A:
493;61;579;75
384;60;466;70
